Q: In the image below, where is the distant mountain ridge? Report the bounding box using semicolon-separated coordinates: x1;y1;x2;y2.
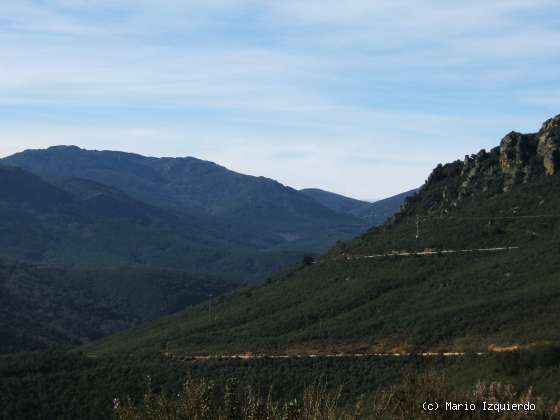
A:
301;188;418;226
4;146;353;220
4;146;368;251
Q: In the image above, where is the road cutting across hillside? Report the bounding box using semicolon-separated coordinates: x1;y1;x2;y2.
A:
339;246;520;260
163;351;486;362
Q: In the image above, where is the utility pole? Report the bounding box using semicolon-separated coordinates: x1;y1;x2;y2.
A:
416;215;420;239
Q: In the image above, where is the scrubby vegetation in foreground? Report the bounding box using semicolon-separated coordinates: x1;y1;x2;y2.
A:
3;349;560;419
115;373;560;420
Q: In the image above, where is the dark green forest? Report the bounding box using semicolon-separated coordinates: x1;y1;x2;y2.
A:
0;259;231;352
86;174;560;356
0;154;394;353
0;163;312;282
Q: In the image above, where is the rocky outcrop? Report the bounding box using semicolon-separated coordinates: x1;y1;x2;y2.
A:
461;148;496;193
540;114;560;132
537;115;560;176
498;114;560;189
401;114;560;216
498;131;539;191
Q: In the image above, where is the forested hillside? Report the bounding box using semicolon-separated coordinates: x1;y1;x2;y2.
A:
0;163;311;282
0;258;231;353
86;115;560;356
0;148;415;353
4;146;367;253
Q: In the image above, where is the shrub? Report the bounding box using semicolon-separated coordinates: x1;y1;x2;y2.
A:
114;373;560;420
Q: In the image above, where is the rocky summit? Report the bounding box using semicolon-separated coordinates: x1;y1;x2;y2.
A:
501;114;560;184
411;114;560;213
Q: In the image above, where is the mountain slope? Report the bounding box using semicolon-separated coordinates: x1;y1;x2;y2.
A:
3;146;366;252
0;258;230;353
0;164;308;281
301;188;418;227
300;188;370;214
348;189;418;225
0;258;128;353
86;114;560;356
0;164;73;209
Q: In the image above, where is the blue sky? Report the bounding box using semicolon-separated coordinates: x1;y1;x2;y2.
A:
1;1;559;200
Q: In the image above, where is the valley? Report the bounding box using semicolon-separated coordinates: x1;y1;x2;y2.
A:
3;2;560;417
85;116;560;358
0;148;412;354
3;115;560;419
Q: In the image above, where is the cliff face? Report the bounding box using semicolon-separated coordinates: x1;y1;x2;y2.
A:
401;114;560;215
500;114;560;187
538;115;560;176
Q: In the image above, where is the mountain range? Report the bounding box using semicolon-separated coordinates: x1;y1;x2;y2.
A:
4;147;363;250
85;114;560;356
0;146;412;352
1;148;357;277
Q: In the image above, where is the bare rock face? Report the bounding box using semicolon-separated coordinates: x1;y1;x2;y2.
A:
460;149;492;194
537;115;560;176
498;131;539;191
497;114;560;189
499;132;535;174
540;114;560;132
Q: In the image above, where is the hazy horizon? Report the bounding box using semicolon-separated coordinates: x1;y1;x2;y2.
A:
1;1;559;199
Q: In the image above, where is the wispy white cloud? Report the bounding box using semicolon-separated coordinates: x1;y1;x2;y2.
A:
0;106;541;199
0;0;559;197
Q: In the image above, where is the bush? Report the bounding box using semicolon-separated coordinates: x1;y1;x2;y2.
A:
114;373;560;420
114;377;346;420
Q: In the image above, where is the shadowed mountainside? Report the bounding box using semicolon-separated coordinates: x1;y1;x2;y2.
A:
0;163;303;280
4;146;367;252
0;257;231;353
